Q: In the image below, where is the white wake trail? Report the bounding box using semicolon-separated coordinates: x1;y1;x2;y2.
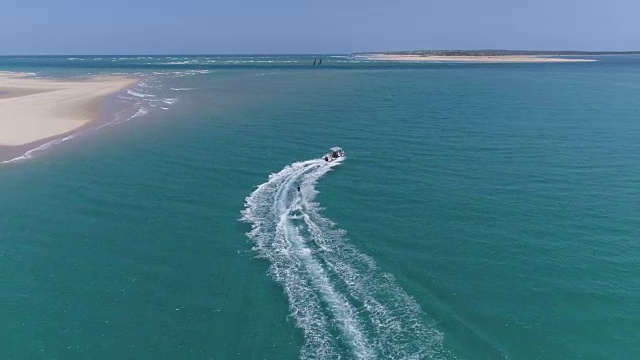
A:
242;157;448;359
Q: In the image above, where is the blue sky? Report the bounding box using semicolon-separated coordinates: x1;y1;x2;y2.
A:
1;0;638;54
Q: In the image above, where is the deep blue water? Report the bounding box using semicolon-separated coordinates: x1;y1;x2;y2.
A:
2;55;640;359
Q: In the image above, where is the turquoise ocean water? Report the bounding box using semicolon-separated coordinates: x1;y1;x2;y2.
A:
1;55;640;359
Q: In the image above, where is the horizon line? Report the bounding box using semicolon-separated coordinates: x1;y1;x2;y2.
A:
1;49;640;57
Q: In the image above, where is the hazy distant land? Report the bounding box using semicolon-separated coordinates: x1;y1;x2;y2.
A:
365;50;640;56
359;50;640;63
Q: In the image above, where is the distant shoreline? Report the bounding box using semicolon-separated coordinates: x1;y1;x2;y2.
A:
357;50;640;56
2;50;640;56
355;50;640;63
362;54;596;63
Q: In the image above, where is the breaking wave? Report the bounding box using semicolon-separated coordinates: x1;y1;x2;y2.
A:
0;134;77;164
241;158;448;359
126;89;156;98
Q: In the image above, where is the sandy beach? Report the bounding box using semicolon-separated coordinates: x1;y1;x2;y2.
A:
365;54;596;63
0;72;137;148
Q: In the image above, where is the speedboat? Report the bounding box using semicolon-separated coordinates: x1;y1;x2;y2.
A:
322;147;345;162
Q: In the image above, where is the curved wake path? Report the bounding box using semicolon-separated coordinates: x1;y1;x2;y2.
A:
242;158;447;359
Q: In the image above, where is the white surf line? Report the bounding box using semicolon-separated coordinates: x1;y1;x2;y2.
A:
273;160;374;359
0;134;76;164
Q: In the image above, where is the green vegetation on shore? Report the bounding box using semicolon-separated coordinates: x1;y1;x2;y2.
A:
358;50;640;56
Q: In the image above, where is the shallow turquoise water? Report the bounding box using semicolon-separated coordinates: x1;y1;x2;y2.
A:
2;56;640;359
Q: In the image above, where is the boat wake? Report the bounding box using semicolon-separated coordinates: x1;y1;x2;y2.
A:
241;158;447;359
